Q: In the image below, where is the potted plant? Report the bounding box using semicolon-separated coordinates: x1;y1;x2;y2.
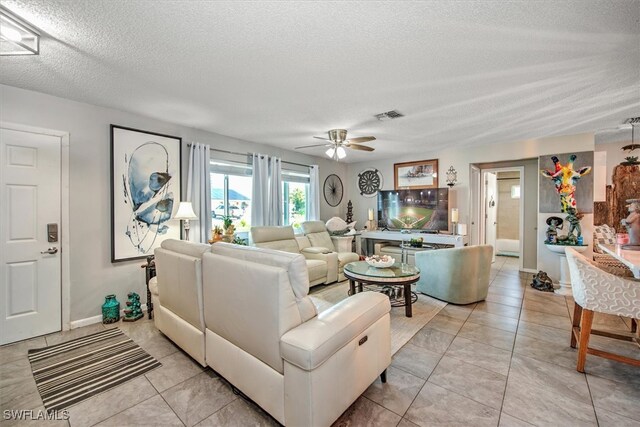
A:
222;215;235;234
210;225;224;243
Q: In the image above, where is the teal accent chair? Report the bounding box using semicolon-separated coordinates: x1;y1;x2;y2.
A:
415;245;493;304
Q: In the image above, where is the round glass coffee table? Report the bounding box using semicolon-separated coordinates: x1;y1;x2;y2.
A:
344;261;420;317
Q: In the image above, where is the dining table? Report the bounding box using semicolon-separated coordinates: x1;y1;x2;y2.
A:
598;244;640;279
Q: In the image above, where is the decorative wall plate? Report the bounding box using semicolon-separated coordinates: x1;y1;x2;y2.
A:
323;174;344;207
358;168;383;197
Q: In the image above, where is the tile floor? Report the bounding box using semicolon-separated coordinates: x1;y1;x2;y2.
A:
1;256;638;426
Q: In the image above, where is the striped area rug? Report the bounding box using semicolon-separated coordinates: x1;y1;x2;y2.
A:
27;328;161;411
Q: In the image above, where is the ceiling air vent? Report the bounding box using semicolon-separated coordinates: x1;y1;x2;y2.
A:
623;117;640;124
374;110;404;121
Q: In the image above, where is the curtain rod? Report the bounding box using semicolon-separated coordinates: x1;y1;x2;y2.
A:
186;144;312;169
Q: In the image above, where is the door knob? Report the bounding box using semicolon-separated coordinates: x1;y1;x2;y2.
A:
41;247;58;255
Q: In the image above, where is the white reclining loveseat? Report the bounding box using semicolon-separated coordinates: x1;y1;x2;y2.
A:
150;240;391;426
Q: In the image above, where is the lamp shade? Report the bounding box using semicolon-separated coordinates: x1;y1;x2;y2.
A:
174;201;198;220
325;147;336;158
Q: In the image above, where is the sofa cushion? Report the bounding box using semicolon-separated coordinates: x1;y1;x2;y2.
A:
301;220;327;234
306;232;335;252
337;252;360;269
212;243;317;322
280;292;390;370
161;239;211;258
155;240;210;332
306;259;328;283
251;226;300;254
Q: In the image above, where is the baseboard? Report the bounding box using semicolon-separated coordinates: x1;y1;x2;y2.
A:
521;268;537;274
69;304;149;329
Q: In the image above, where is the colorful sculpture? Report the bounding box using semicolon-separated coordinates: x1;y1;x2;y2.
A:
622;199;640;247
123;292;143;322
545;216;563;243
540;155;592;213
565;207;583;239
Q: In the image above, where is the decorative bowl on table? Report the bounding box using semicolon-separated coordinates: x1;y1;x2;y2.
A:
365;255;395;268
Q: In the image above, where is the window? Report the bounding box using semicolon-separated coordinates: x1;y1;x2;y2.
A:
210;160;252;232
511;185;521;199
210;159;309;232
282;170;310;231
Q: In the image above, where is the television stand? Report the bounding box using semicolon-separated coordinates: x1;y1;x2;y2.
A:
356;230;468;255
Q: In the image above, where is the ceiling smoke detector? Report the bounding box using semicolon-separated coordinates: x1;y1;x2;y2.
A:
374;110;404;121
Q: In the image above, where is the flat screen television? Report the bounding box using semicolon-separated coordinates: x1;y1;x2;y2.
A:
377;188;449;231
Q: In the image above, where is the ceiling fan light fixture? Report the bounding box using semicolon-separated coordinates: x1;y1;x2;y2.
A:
325;147;336;158
336;146;347;159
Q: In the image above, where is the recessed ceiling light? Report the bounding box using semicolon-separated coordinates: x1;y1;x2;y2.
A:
0;8;40;55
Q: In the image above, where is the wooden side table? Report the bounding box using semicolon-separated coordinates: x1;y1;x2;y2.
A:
141;255;156;319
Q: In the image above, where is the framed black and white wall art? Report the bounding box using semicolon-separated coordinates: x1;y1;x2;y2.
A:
110;125;182;262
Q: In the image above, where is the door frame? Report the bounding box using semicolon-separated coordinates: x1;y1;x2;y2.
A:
468;164;481;246
479;166;525;271
1;121;71;332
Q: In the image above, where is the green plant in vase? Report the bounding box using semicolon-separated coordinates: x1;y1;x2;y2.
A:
222;215;234;232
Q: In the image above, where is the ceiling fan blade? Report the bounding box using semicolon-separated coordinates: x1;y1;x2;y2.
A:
295;143;331;149
346;144;375;152
313;136;331;141
346;136;376;144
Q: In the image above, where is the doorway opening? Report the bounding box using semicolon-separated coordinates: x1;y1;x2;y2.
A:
479;167;525;269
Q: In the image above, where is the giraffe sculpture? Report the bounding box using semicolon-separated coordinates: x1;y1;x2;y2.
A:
541;154;592;213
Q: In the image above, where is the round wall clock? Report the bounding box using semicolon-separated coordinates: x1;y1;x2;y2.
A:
358;168;383;197
323;174;344;207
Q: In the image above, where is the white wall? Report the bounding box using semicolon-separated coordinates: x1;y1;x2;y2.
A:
0;84;347;322
595;140;633;186
346;132;594;277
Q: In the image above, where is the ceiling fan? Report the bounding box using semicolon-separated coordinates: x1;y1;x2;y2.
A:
295;129;376;160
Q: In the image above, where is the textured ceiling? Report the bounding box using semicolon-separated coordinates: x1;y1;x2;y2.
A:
1;0;639;162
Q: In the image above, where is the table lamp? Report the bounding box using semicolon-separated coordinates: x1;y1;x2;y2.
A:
451;208;459;235
174;202;198;241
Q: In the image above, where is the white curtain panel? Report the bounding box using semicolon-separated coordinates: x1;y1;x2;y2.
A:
268;157;283;225
252;153;283;226
307;165;320;221
251;153;269;226
186;143;211;242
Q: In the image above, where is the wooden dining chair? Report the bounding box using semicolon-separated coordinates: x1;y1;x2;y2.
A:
565;248;640;373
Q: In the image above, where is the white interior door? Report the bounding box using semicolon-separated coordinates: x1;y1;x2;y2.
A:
469;165;481;246
1;128;61;345
485;172;498;262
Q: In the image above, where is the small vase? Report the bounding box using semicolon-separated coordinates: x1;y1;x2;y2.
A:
102;294;120;324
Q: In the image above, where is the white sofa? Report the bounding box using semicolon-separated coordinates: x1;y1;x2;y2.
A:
149;239;211;366
151;240;392;426
301;221;360;281
251;225;340;285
